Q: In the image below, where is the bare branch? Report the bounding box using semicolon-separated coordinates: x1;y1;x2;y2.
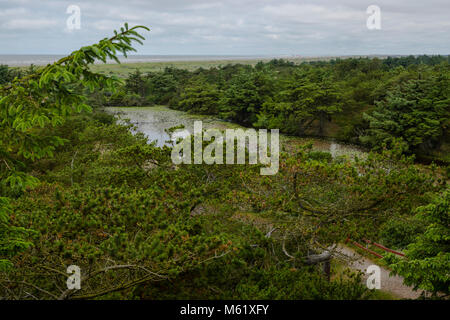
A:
1;280;59;299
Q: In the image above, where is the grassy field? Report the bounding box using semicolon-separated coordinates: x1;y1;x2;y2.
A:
89;58;267;77
11;55;388;78
11;57;273;77
88;55;376;77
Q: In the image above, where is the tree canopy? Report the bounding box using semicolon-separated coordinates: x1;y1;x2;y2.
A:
0;23;149;271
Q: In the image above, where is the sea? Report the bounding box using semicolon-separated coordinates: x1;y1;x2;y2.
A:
0;54;276;67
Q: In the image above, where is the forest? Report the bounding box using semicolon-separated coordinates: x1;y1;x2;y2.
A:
91;53;450;164
0;25;448;300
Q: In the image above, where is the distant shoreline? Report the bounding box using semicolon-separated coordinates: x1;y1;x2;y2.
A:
0;54;412;67
0;54;271;67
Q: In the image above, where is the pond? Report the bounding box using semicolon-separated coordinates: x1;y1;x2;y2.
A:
104;106;366;159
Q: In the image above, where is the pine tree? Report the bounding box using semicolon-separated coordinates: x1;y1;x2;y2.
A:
386;188;450;296
360;74;450;154
0;23;149;270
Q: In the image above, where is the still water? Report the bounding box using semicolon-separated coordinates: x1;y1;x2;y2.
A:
104;106;365;158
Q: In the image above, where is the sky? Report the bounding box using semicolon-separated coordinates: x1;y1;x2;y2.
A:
0;0;449;56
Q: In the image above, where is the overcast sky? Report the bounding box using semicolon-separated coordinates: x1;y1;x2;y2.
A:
0;0;449;55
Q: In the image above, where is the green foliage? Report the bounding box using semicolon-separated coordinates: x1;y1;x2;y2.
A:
0;197;33;271
146;71;179;105
125;69;147;95
233;268;370;300
142;264;371;300
307;151;333;163
3;106;446;299
0;23;149;181
386;188;450;296
9;183;231;299
177;79;220;114
0;111;366;299
101;55;449;162
255;69;342;135
0;24;149;270
1;38;448;299
380;217;424;249
0;65;23;85
360;73;450;154
0;65;11;85
219;69;274;125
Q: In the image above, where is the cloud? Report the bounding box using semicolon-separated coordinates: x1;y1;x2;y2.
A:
3;18;58;30
92;19;124;31
0;0;448;55
0;7;27;16
261;4;363;23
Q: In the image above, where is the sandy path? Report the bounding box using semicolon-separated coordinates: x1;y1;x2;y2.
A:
335;245;424;299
